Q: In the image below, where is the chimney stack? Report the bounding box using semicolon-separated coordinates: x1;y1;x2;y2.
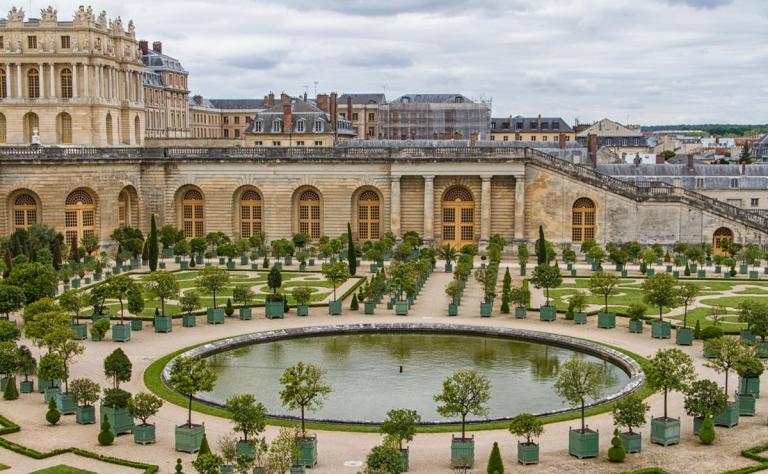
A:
303;92;307;102
283;102;292;134
656;154;665;164
280;92;290;105
152;41;162;54
330;92;338;130
316;94;329;112
267;92;275;108
347;96;353;121
687;154;694;171
537;114;542;130
139;40;149;55
587;133;598;168
559;133;566;149
193;95;202;105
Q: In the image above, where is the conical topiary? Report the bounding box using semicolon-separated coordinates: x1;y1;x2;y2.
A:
175;458;184;474
262;257;269;269
684;264;691;276
190;257;196;268
196;433;211;461
486;441;504;474
608;429;626;462
350;293;359;310
225;298;234;317
500;294;510;314
45;397;60;425
3;375;18;400
699;413;715;445
694;319;701;340
98;414;115;445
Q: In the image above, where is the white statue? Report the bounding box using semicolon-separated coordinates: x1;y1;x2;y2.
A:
95;37;102;52
48;35;55;52
7;7;24;22
32;127;40;146
40;6;57;21
128;20;135;36
15;38;21;52
97;10;107;28
72;37;79;51
73;5;93;24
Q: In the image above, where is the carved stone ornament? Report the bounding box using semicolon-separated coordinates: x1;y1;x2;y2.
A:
97;10;107;28
128;20;136;36
7;7;24;22
40;6;57;21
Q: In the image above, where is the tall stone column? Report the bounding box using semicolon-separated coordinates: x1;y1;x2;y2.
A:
423;175;435;242
95;65;101;98
38;63;45;98
480;175;492;244
71;63;78;98
49;63;55;98
16;64;22;98
514;176;526;240
82;64;88;96
390;175;401;239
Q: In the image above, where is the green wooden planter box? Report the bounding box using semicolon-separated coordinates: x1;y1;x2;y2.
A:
574;312;587;324
591;262;601;271
38;378;59;394
92;313;110;323
284;256;293;266
75;405;96;424
100;404;134;435
665;265;673;272
175;424;205;453
294;436;317;468
520;266;526;276
698;270;706;278
159;262;166;270
739;393;756;416
182;314;197;327
693;417;703;435
621;270;628;277
20;380;34;393
218;257;226;265
448;303;458;316
93;273;102;282
620;432;642;453
628;320;644;333
714;402;739;427
55;392;77;415
450;436;474;468
445;262;453;272
399;448;409;472
364;302;375;315
539;305;556;321
71;278;81;288
290;467;305;474
646;268;655;276
112;324;131;342
297;304;309;317
134;423;157;444
226;261;236;270
651;320;671;339
207;308;225;324
265;301;284;319
480;302;492;317
616;263;624;271
196;255;203;264
309;258;316;266
236;440;255;459
274;262;283;271
571;269;577;276
690;263;698;273
675;327;693;346
650;417;680;446
175;256;182;264
673;271;680;278
750;271;759;280
240;256;249;266
515;307;527;319
724;272;731;279
44;387;60;404
162;248;173;258
0;377;6;391
251;263;260;270
597;312;616;329
130;319;143;331
329;300;342;315
567;263;573;271
369;263;378;273
72;323;87;340
239;308;252;320
715;265;721;273
740;264;749;274
396;301;409;316
568;428;598;459
154;316;173;332
740;329;757;344
517;442;539;465
299;263;306;271
180;260;189;270
739;376;760;398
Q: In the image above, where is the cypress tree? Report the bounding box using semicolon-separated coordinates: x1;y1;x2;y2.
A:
350;293;359;310
197;433;211;460
486;441;504;474
148;214;159;271
175;459;184;474
347;222;357;276
536;225;546;265
70;237;80;263
3;250;11;278
51;235;63;270
3;375;18;400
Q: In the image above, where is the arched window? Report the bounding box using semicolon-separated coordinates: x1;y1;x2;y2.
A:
13;193;38;231
442;186;474;247
298;189;321;239
239;190;262;238
27;68;40;98
65;190;96;248
23;112;39;143
0;68;6;98
357;190;380;241
0;113;6;143
134;115;141;144
106;113;113;145
57;113;72;144
713;227;734;256
181;189;204;238
60;68;73;98
572;198;596;243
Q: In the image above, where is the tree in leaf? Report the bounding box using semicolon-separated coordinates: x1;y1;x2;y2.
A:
366;442;403;474
145;271;180;316
642;273;678;322
103;274;138;324
195;266;230;308
267;265;282;297
612;394;649;435
684;379;727;421
148;214;159;271
676;282;699;328
6;262;58;304
487;441;504;474
168;355;218;427
588;272;620;313
226;394;267;443
321;261;350;301
381;408;421;451
434;370;491;440
553;359;603;432
0;284;26;319
738;300;768;342
279;362;332;437
347;222;357;276
59;289;89;325
704;337;754;398
530;264;562;306
535;226;547;265
508;413;544;445
104;348;132;389
645;348;695;419
128;392;164;426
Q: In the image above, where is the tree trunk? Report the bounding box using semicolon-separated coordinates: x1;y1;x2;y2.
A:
301;405;305;437
461;413;466;439
725;368;729;399
161;298;165;317
188;395;193;426
581;400;585;432
213;290;217;309
664;387;668;419
683;303;688;328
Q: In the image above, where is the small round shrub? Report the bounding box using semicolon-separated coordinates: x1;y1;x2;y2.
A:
700;326;723;340
699;414;715;445
608;429;626;462
45;397;60;425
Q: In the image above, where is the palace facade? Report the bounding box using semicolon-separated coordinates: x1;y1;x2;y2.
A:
1;146;765;252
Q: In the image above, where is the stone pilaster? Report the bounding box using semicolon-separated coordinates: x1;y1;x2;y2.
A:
423;175;435;242
390;175;401;238
480;175;492;243
514;176;526;240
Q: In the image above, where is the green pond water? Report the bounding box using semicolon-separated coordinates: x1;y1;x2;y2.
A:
203;333;630;422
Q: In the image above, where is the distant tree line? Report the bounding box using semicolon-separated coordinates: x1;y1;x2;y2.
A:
642;124;768;137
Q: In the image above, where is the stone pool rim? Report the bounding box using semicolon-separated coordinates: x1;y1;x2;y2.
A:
161;323;644;425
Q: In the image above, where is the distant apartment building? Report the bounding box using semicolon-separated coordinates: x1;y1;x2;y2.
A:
490;115;575;144
337;93;386;139
576;118;649;160
189;95;265;139
141;40;190;139
380;94;491;140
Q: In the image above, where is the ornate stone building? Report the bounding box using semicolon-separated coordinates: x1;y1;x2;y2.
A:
490;115;575;144
0;145;764;251
141;40;189;139
0;6;145;146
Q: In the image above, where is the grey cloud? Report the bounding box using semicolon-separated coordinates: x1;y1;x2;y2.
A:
342;52;414;68
661;0;733;9
276;0;531;16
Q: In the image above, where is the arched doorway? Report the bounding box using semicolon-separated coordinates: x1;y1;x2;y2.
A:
65;189;96;248
239;189;262;239
12;192;39;231
442;186;475;247
297;189;322;240
713;227;734;256
23;112;39;143
572;198;596;243
180;188;205;238
357;190;381;241
117;187;139;228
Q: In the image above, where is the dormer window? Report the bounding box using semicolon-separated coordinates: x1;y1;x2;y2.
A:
272;120;283;133
454;96;463;103
297;119;305;133
314;120;323;133
253;120;263;132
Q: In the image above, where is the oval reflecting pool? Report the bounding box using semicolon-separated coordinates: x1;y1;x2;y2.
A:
202;333;630;423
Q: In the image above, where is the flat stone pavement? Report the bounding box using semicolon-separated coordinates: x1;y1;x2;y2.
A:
1;260;766;474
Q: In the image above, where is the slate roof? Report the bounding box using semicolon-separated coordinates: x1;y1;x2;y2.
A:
142;50;188;74
491;116;573;133
209;99;266;110
597;163;768;189
246;101;355;135
338;93;387;105
576;118;643;137
393;94;475;104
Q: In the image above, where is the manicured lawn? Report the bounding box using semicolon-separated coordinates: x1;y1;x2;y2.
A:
29;466;96;474
667;307;742;331
0;464;8;471
699;295;768;309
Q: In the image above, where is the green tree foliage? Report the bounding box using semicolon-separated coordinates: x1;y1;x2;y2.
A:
148;215;159;271
365;442;403;474
168;355;218;427
6;262;58;304
646;348;695;419
192;453;223;474
24;310;72;351
677;282;700;328
224;298;234;317
738;300;768;342
46;396;61;425
684;379;727;422
704;337;753;396
508;413;544;445
279;362;332;436
487;441;504;473
111;226;144;258
347;222;357;276
381;408;421;450
535;226;547;265
434;370;490;439
195;266;230;308
642;273;678;321
3;374;18;400
180;291;201;315
608;429;626;462
226;394;267;442
699;414;716;444
159;225;183;249
612;394;649;435
0;320;20;342
553;359;603;432
267;265;282;296
69;377;100;408
128;392;164;425
0;285;26;318
530;264;562;306
104;348;132;389
321;261;350;301
103;274;138;323
97;414;115;445
232;285;255;308
59;289;89;325
588;272;620;312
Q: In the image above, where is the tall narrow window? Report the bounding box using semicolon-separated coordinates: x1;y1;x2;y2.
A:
65;190;96;248
27;69;40;98
60;68;73;98
0;113;5;144
298;190;321;239
181;189;204;238
240;190;262;238
357;190;380;241
58;113;72;144
13;193;38;231
106;113;113;145
572;198;596;243
0;68;6;98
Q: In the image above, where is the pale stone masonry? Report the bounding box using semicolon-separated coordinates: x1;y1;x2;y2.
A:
1;146;765;251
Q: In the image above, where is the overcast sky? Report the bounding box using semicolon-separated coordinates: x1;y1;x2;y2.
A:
20;0;768;124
